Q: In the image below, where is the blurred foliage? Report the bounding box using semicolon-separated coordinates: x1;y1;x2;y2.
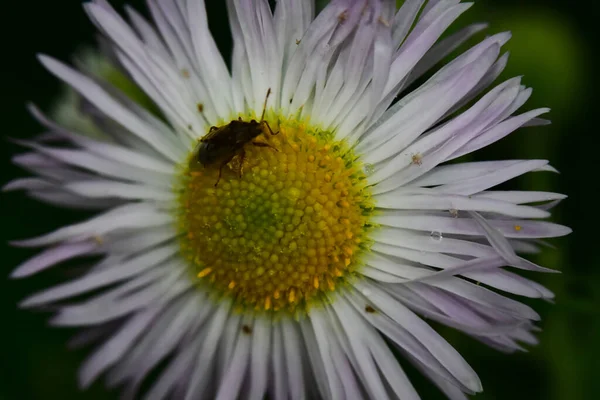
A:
1;0;598;399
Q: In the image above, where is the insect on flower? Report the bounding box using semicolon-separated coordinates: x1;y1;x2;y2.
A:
7;1;573;399
192;88;278;186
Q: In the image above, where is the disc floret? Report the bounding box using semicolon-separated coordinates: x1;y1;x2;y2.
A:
177;116;374;314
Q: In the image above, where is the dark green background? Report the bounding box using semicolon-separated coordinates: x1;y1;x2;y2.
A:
1;0;598;399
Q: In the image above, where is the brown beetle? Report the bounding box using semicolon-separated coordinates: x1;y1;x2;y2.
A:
193;89;278;186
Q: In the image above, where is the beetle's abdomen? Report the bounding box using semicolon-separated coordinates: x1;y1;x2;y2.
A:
196;142;218;165
195;141;239;166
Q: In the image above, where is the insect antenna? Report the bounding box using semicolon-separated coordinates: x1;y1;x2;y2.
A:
259;88;279;137
260;88;272;122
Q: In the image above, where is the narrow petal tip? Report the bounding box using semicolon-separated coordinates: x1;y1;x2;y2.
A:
9;238;44;248
18;296;39;309
472;22;489;31
37;53;54;66
2;181;22;192
10;267;31;279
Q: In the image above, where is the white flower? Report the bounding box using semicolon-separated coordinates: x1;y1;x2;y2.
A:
7;0;570;399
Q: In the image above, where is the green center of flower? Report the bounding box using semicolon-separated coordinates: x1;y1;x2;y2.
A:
176;116;374;314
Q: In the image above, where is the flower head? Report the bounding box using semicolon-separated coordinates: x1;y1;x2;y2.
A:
7;0;570;399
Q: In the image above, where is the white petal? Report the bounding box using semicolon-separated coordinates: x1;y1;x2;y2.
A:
4;177;56;192
325;304;389;400
29;104;176;173
183;301;232;399
445;51;510;119
375;212;571;238
360;52;494;157
66;180;173;202
321;306;369;400
408;159;548;189
186;0;235;116
11;153;94;183
475;190;567;204
333;296;421;399
370;76;522;191
39;55;186;161
218;313;242;381
391;0;426;48
12;203;172;247
145;338;201;400
51;268;189;326
93;0;215;127
12;241;98;278
469;211;558;273
468;269;554;299
346;291;468;391
280;0;358;115
413;358;470;400
406;23;489;86
355;280;482;392
106;227;177;254
20;243;179;307
385;283;530;336
125;6;171;60
28;189;122;210
68;324;118;350
309;310;347;400
270;323;288;400
118;294;210;392
299;317;332;399
383;2;473;98
391;278;540;321
374;192;550;219
15;141;172;188
448;108;551;160
427;32;511;86
373;227;497;258
214;323;251;400
248;317;271;400
282;319;307;400
78;306;161;388
228;0;281;110
274;0;315;73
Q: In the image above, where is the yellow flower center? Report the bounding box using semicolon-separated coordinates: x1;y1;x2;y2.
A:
176;116;374;314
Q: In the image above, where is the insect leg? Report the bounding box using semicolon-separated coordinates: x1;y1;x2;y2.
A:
214;154;236;187
252;141;279;152
238;149;246;178
215;166;224;187
260;88;272;122
263;121;279;136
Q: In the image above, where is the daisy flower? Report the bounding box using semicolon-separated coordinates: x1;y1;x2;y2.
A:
7;0;571;399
